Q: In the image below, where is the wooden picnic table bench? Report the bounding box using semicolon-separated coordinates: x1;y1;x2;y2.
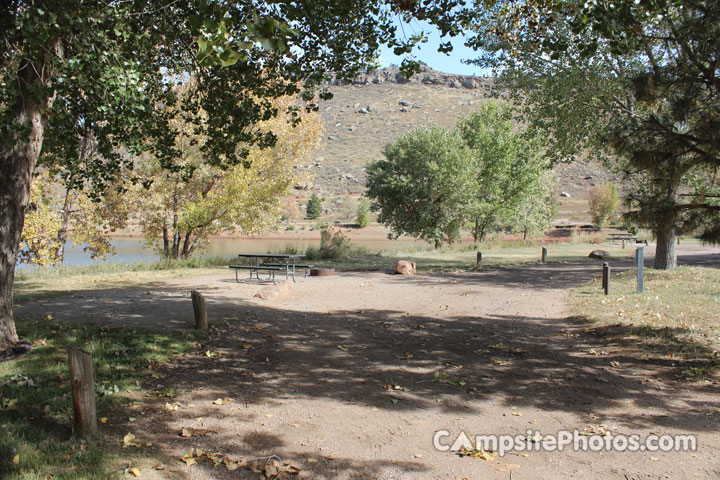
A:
230;253;307;284
260;263;315;278
607;232;639;248
229;264;284;284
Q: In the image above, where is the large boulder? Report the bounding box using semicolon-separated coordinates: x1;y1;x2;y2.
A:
395;260;417;275
254;280;293;300
588;250;611;260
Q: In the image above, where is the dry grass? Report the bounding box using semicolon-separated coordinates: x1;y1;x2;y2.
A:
571;266;720;378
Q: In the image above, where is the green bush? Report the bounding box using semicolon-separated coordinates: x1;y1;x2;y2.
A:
356;197;371;228
305;227;353;259
588;184;619;227
306;193;322;219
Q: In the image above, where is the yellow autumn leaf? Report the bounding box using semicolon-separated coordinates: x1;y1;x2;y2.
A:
213;397;233;405
122;433;142;448
100;417;108;423
242;344;252;349
12;454;19;465
130;467;141;477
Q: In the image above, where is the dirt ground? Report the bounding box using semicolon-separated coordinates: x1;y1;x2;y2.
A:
15;244;720;479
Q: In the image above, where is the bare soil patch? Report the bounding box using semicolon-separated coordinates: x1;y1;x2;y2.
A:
14;245;720;479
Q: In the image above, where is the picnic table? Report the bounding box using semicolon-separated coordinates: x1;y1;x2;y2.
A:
229;253;313;284
607;232;638;248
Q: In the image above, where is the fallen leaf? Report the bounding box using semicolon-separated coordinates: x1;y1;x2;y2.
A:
180;427;217;438
458;447;497;461
205;350;219;358
163;402;184;412
122;433;143;448
12;454;19;465
130;467;141;477
307;458;318;463
213;397;233;405
242;344;252;349
42;314;53;321
100;417;108;423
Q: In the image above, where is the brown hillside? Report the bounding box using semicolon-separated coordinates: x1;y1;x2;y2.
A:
299;66;621;223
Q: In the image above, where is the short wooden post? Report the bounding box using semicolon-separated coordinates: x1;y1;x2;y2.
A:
621;239;625;249
541;247;547;264
191;290;208;329
602;262;611;295
476;252;482;270
68;347;97;437
636;246;644;293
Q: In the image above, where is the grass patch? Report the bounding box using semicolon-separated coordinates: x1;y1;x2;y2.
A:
571;266;720;378
15;257;233;304
316;241;635;272
0;318;201;479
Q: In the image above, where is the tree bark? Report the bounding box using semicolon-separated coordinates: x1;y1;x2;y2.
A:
162;221;170;258
54;187;72;262
654;225;677;270
0;46;61;348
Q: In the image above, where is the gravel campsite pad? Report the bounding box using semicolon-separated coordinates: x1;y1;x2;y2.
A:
14;245;720;479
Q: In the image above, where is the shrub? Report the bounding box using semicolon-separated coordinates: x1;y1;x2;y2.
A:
305;227;353;259
588;184;619;227
306;193;322;219
356;197;371;228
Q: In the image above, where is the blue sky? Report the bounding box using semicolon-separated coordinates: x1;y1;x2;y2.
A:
377;18;488;76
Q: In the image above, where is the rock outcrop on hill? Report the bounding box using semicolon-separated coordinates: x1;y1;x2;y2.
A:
333;64;492;90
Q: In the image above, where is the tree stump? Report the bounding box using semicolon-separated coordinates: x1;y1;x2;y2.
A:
541;247;547;264
68;347;97;437
191;291;208;329
476;252;482;270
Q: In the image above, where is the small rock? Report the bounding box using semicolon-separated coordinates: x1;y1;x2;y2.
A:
560;192;571;198
395;260;417;275
398;100;411;106
588;250;611;260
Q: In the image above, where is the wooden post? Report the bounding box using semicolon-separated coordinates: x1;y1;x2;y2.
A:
476;252;482;270
191;291;208;329
602;262;610;295
68;347;97;437
541;247;547;264
621;239;625;249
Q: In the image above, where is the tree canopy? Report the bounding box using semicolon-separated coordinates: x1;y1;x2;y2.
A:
0;0;476;349
464;0;720;268
366;103;552;247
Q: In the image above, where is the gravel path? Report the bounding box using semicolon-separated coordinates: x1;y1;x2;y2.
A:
15;244;720;479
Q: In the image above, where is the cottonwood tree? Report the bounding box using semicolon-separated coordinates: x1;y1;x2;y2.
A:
366;126;473;248
367;105;552;247
465;0;720;269
589;184;619;228
1;0;471;349
457;104;551;243
136;92;323;258
18;171;129;265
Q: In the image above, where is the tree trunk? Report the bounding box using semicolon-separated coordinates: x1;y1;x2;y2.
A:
162;222;170;258
54;188;72;262
181;231;194;258
654;225;677;270
473;218;479;244
0;63;58;348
